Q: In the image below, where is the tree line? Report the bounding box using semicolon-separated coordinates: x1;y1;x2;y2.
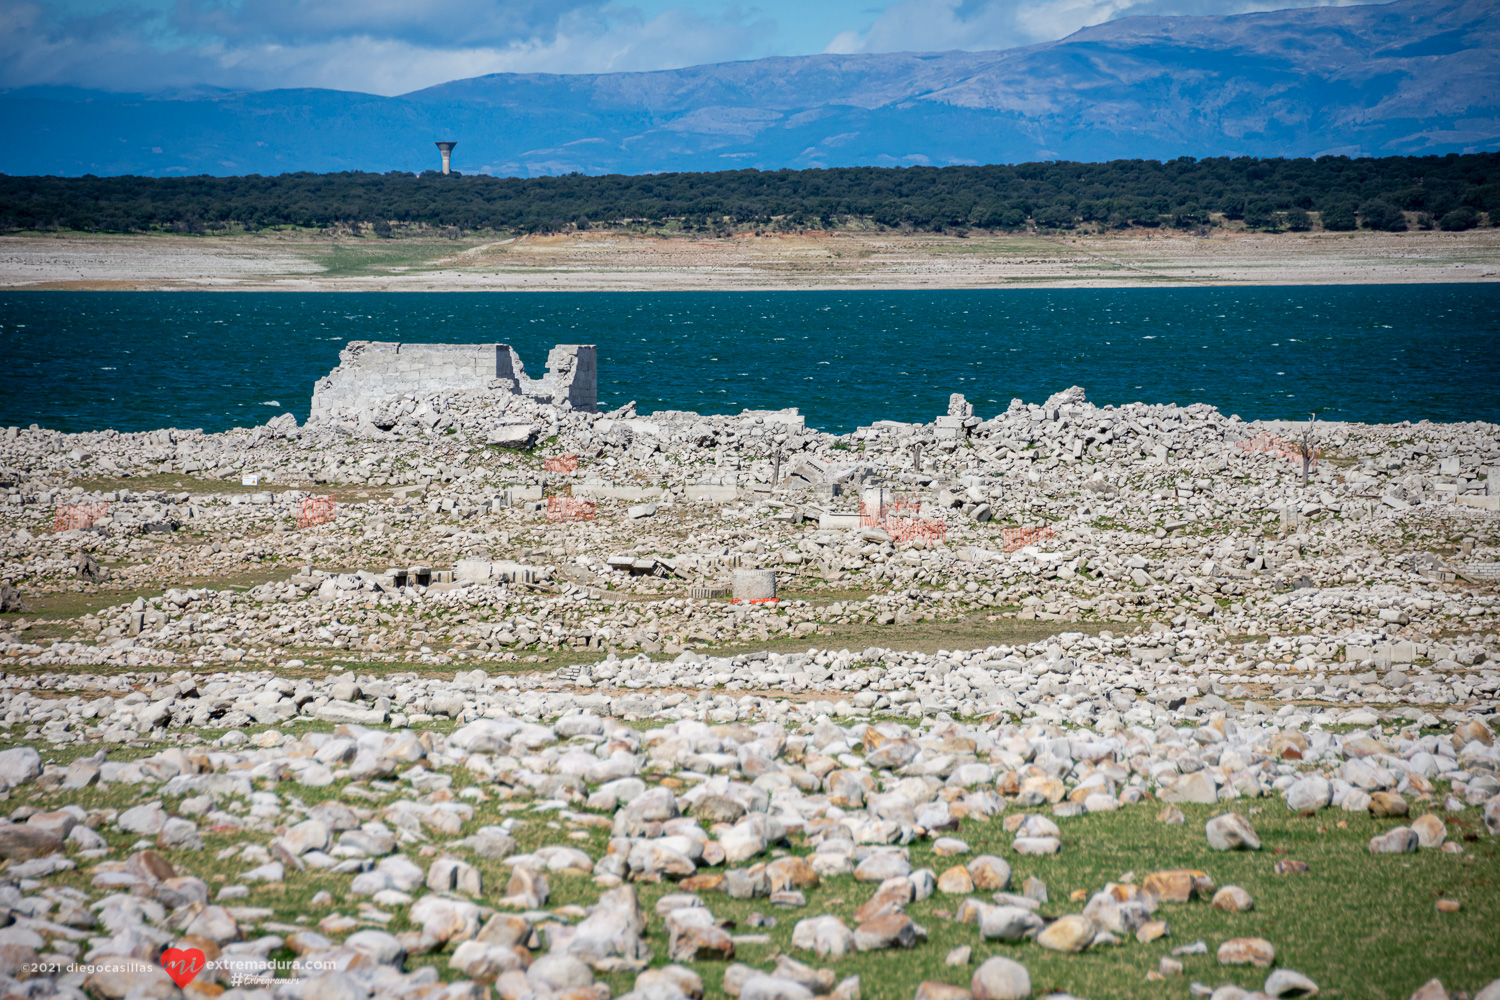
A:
1;152;1495;236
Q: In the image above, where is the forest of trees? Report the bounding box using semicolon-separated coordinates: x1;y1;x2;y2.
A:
1;152;1496;236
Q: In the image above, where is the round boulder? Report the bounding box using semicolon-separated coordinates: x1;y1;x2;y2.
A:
971;957;1031;1000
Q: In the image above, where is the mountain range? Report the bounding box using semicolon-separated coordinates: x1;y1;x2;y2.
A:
2;0;1497;178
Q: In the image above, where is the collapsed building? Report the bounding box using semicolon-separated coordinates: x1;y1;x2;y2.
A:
307;342;596;442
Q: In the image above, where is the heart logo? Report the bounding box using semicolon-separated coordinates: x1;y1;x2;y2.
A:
160;948;207;987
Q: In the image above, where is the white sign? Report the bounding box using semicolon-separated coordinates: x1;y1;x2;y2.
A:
241;474;260;486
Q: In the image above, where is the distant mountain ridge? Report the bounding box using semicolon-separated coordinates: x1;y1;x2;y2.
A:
2;0;1497;177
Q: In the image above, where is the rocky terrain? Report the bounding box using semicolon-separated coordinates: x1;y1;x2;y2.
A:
0;373;1497;1000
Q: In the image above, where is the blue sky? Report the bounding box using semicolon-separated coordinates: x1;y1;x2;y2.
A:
2;0;1360;96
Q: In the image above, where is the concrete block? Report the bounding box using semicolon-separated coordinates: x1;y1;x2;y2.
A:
487;424;538;449
1458;495;1500;511
1376;641;1418;664
935;415;965;440
686;484;739;502
743;409;805;432
454;558;494;583
490;561;543;584
627;504;657;519
733;569;777;602
689;585;730;599
573;484;662;501
819;512;862;531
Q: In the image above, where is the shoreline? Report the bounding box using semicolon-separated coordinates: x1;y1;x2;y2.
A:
3;227;1499;291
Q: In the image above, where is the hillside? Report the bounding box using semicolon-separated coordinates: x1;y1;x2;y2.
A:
0;0;1496;177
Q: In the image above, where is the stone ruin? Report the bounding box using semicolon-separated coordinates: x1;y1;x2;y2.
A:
308;342;597;431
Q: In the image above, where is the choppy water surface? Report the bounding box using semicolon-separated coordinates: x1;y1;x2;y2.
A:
1;286;1496;434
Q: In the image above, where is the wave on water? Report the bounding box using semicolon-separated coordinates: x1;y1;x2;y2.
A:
2;287;1498;433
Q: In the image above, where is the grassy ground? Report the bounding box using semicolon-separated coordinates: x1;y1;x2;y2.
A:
11;742;1497;1000
2;591;1138;682
680;615;1139;664
297;236;494;278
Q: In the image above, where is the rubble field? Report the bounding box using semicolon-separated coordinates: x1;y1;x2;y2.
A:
0;374;1497;1000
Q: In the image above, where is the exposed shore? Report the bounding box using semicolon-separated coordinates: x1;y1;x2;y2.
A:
0;336;1499;999
3;226;1500;291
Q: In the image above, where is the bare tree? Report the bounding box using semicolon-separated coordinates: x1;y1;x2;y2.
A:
1295;413;1317;487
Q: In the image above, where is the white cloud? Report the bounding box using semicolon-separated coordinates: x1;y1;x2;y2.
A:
825;0;1359;55
0;1;774;94
0;0;1364;94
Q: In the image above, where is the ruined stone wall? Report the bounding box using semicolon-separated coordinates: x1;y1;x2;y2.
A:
309;341;597;424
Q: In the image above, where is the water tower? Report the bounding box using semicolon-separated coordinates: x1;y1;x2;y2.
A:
435;141;457;174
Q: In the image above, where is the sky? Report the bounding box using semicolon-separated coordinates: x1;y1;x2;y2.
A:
1;0;1361;96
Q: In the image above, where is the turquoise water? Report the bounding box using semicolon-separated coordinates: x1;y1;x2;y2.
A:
1;287;1496;434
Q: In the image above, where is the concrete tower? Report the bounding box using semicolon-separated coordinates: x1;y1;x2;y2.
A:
435;141;457;174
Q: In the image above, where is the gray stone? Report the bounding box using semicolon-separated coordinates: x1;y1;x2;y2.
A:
740;975;814;1000
84;955;182;1000
345;930;406;965
528;953;595;991
1206;813;1261;851
791;915;854;958
979;906;1044;942
1286;776;1332;812
1161;771;1217;804
1368;827;1419;854
448;940;523;982
0;747;40;790
854;852;911;882
280;819;331;857
1264;969;1320;998
118;803;168;835
970;957;1031;1000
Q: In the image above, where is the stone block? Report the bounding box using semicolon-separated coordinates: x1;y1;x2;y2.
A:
574;485;663;501
686;484;739;502
733;570;777;602
455;559;495;583
689;585;730;599
488;424;538;449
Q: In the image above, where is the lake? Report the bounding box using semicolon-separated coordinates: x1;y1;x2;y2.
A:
1;286;1497;434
